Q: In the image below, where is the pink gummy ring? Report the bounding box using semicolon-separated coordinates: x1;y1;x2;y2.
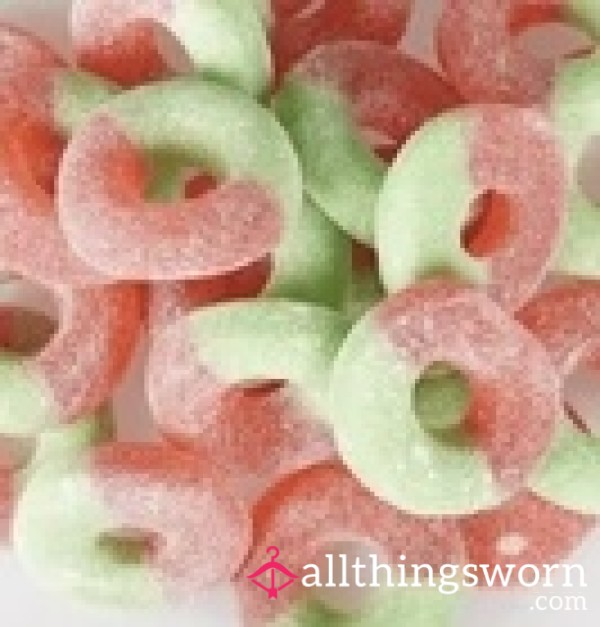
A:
272;0;413;79
329;279;562;514
57;113;283;281
437;0;592;104
0;281;143;437
90;442;252;597
240;462;463;624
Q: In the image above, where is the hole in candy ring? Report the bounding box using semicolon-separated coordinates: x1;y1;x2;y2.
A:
412;363;471;440
97;527;159;565
461;190;513;259
577;135;600;207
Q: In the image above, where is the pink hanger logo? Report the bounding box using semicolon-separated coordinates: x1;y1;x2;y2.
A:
246;546;298;599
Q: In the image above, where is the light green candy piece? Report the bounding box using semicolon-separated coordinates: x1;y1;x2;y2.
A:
14;463;162;606
269;587;458;627
343;266;384;325
54;70;120;135
529;417;600;515
273;77;385;246
552;52;600;277
329;315;504;516
0;354;56;437
265;197;352;309
62;79;307;291
566;0;600;39
376;111;485;296
187;299;349;418
170;0;271;97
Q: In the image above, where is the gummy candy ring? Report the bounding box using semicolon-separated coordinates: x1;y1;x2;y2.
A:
148;283;336;507
376;104;566;311
437;0;600;104
271;0;413;79
274;41;460;246
0;279;143;437
516;280;600;513
58;79;298;282
71;0;271;95
241;463;463;625
14;442;251;604
147;298;348;442
329;280;561;515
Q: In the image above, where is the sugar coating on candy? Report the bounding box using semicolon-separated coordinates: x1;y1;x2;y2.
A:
180;384;336;505
0;283;142;437
147;299;348;438
58;79;302;283
15;443;251;604
241;463;463;624
274;42;458;246
0;112;115;286
377;105;565;311
0;23;65;124
461;491;595;586
550;53;600;278
329;280;561;515
71;0;271;95
437;0;557;103
517;282;600;512
91;444;251;597
271;0;412;78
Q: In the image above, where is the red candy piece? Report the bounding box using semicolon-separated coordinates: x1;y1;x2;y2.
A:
0;23;65;124
58;114;282;281
71;0;171;86
437;0;563;103
461;491;594;586
517;280;600;374
290;41;461;162
241;463;463;624
91;443;252;596
272;0;413;79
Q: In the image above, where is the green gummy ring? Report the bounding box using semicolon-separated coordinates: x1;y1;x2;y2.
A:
56;75;348;307
147;299;349;438
273;71;385;246
58;78;304;283
551;52;600;277
267;587;458;627
71;0;271;96
328;280;560;515
14;442;251;605
376;105;566;311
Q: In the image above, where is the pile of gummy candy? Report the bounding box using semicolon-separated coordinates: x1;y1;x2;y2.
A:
0;0;600;624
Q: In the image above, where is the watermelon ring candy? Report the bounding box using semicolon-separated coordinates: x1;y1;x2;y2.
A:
0;280;143;437
329;280;561;515
241;463;463;625
517;280;600;513
271;0;413;79
376;105;566;311
274;41;460;245
14;442;251;604
57;79;299;282
70;0;271;95
147;298;348;440
437;0;599;104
